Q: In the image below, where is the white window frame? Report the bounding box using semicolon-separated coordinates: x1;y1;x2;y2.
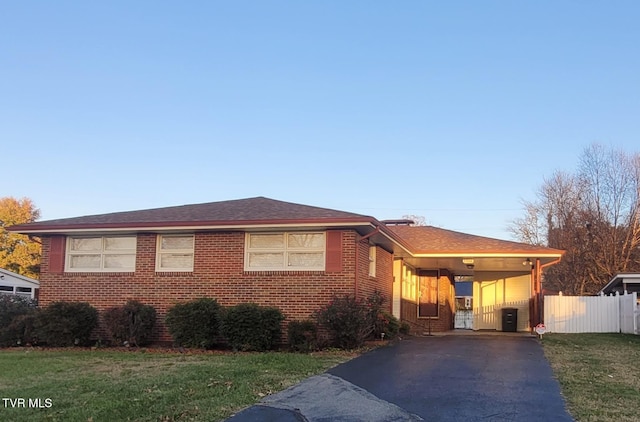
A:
66;236;137;273
245;232;326;271
369;245;377;277
156;234;195;272
0;286;34;299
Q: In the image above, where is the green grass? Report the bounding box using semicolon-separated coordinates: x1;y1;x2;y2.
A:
0;348;355;421
542;333;640;422
10;335;636;422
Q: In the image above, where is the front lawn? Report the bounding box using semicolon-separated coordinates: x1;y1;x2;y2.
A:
542;333;640;422
0;348;355;421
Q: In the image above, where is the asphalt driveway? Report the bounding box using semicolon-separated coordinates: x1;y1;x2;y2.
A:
228;335;573;421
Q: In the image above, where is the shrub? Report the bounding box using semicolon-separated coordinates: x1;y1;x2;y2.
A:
287;319;319;352
315;291;400;348
366;290;386;318
372;311;400;340
0;295;38;347
35;301;98;347
315;295;372;349
5;313;38;346
165;298;221;349
220;303;284;351
103;300;157;347
399;321;411;335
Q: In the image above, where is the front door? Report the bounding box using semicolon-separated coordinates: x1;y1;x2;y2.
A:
418;271;439;318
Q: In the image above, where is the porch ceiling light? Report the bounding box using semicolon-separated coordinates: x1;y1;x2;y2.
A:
523;258;532;267
462;258;474;265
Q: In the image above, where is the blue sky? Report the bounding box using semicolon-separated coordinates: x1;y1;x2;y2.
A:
1;1;638;240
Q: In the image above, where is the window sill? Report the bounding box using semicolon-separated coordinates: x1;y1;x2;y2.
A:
155;272;194;277
63;271;135;276
243;270;326;276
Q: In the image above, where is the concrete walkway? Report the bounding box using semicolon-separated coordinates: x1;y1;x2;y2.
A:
227;335;573;421
228;373;421;421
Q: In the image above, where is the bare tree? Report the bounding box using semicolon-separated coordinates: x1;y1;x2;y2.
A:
511;144;640;294
401;215;428;226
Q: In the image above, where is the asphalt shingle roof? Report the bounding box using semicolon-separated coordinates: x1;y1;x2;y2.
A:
387;225;563;255
9;197;564;258
10;197;375;232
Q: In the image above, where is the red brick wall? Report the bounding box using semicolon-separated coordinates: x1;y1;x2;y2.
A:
356;243;393;313
38;229;389;344
401;271;454;333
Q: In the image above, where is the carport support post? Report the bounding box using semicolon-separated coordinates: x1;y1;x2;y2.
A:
534;258;542;326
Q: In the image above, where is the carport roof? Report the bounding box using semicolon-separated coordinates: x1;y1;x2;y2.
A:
386;225;564;273
387;225;564;257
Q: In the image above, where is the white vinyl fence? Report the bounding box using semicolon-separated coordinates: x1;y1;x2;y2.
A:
544;292;639;334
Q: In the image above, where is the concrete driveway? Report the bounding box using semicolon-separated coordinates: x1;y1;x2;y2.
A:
227;335;573;421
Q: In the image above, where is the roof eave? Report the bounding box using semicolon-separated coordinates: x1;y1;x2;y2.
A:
0;268;40;285
412;252;565;258
600;273;640;293
8;217;381;235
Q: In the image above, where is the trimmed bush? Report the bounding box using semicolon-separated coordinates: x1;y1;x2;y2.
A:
103;300;157;347
399;321;411;335
165;298;221;349
315;295;372;349
220;303;284;351
0;295;38;347
35;301;98;347
287;319;319;352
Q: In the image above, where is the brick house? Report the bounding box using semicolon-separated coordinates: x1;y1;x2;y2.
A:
9;197;563;342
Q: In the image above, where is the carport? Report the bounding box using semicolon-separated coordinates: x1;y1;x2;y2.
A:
385;223;564;333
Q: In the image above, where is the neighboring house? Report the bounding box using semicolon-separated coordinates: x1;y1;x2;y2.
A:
0;268;39;300
8;197;564;343
599;273;640;296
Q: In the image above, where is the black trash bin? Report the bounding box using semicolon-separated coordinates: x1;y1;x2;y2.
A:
501;308;518;332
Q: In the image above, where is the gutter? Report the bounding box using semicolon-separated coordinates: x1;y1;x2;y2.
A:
7;219;381;235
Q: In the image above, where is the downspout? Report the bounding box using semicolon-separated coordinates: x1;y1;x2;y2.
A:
354;226;381;300
535;257;563;326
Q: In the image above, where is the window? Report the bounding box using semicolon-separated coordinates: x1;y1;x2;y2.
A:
402;265;417;301
156;235;194;272
66;236;136;272
368;246;376;277
245;232;325;271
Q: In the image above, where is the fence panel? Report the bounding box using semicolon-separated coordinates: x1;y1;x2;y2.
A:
544;294;620;333
620;292;638;335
